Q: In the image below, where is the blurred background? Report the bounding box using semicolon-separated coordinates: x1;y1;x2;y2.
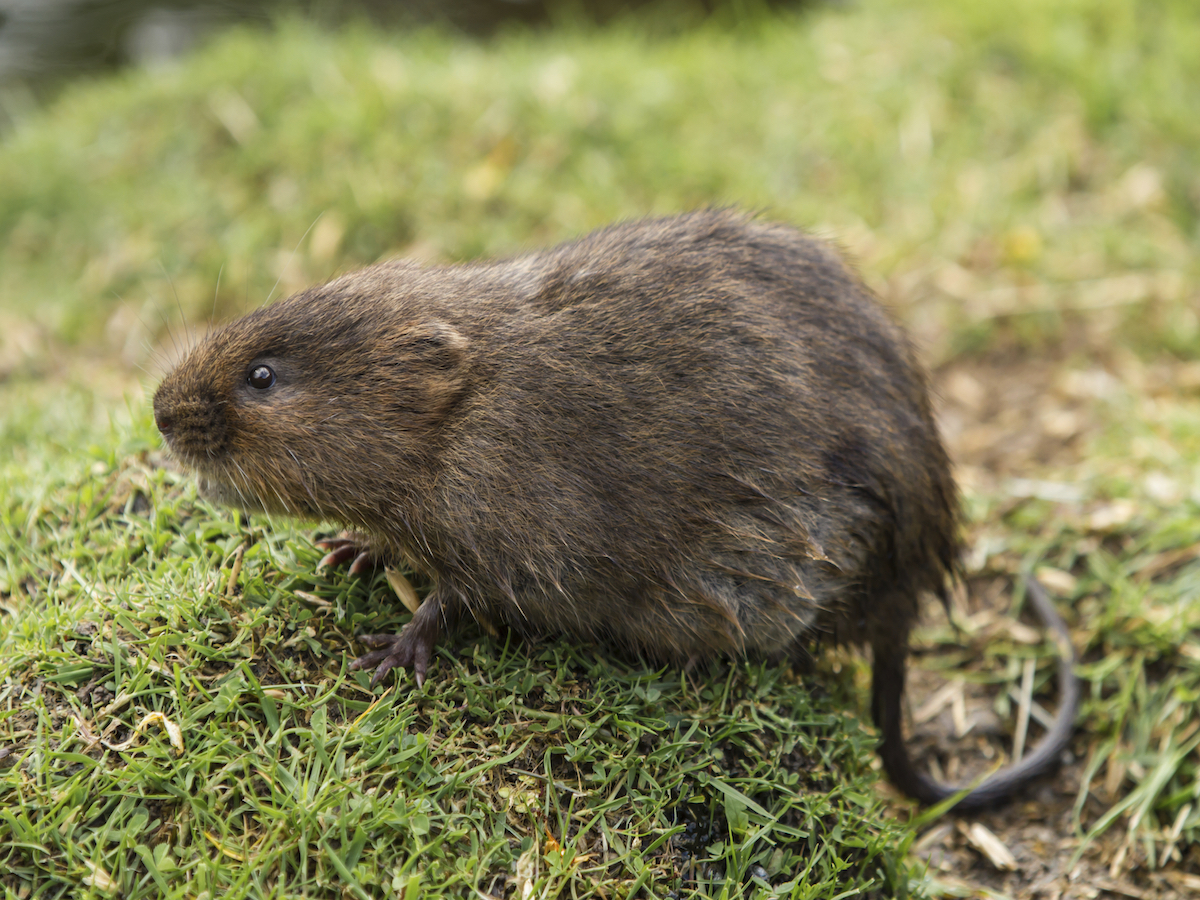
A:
1;0;1195;398
0;0;760;86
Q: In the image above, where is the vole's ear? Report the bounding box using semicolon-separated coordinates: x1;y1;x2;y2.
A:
402;321;469;371
388;321;471;424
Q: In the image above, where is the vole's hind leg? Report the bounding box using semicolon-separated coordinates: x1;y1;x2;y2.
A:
351;591;451;688
316;532;378;576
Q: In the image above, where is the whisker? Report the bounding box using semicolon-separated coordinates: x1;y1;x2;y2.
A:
212;263;224;324
285;445;321;511
265;213;323;306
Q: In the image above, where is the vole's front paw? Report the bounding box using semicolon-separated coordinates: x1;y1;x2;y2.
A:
316;532;378;576
351;632;431;687
351;598;441;688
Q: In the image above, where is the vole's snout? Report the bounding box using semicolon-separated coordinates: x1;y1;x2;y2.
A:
151;389;230;465
152;386;182;443
153;405;173;437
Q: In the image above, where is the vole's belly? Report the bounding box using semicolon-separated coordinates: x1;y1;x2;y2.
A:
473;551;837;662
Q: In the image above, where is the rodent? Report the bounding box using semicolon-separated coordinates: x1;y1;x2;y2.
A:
153;209;1078;810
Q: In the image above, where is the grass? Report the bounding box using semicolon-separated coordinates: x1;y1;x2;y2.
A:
1;0;1199;896
1;396;909;898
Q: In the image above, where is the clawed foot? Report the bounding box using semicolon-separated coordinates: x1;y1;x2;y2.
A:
316;533;378;577
321;533;445;688
349;597;443;688
351;631;432;687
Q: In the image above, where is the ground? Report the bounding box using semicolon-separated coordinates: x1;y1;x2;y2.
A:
890;354;1200;900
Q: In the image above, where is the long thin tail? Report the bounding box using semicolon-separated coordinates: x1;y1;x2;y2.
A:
873;577;1080;811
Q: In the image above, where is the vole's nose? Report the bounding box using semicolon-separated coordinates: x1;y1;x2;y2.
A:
152;398;173;436
152;390;177;440
149;393;229;463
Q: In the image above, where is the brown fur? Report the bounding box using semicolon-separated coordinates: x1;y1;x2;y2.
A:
155;210;1074;808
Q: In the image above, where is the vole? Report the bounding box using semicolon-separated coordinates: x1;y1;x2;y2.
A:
153;209;1078;810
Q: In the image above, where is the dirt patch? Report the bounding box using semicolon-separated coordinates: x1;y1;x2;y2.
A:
889;356;1200;899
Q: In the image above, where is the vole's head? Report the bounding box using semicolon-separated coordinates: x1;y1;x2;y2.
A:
153;267;470;522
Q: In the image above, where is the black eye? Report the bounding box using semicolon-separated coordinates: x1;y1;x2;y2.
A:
247;365;276;390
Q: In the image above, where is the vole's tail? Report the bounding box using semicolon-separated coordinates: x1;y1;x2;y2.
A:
873;577;1080;811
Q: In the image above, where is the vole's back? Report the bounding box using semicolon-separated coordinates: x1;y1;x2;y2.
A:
403;211;958;661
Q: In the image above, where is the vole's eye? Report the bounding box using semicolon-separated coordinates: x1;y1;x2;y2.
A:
247;365;276;390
